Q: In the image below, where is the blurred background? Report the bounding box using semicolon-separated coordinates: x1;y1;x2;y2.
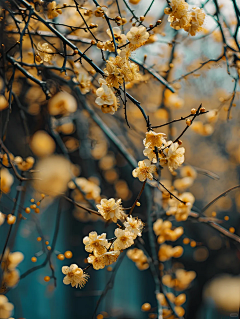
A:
0;0;240;318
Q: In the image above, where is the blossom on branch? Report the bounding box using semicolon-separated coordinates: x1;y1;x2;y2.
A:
96;198;123;223
83;232;109;256
132;159;156;182
161;142;185;173
126;26;149;47
113;228;135;250
62;264;89;288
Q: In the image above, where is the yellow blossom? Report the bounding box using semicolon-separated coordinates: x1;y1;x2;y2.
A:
78;73;91;95
114;228;135;250
132;159;156;182
162;142;185;172
62;264;89;288
126;26;149;46
123;216;143;238
143;131;166;149
96;198;123;223
48;91;77;116
106;27;127;45
127;248;149;270
83;232;109;256
87;251;120;270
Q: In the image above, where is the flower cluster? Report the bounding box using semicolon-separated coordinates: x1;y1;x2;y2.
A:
62;264;89;288
132;131;185;182
83;232;109;256
162;269;196;290
166;192;195;221
158;244;183;262
104;54;140;89
153;219;184;244
127;248;149;270
165;0;205;36
1;250;24;288
95;26;149;115
82;214;143;272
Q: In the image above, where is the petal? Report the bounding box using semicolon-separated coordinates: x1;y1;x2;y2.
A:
63;276;71;285
95;97;104;106
69;264;78;272
62;266;69;275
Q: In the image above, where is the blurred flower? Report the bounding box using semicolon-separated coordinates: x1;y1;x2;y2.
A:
1;251;24;271
180;165;197;179
33;155;73;196
62;264;89;288
174;177;194;192
78;73;91;95
127;248;149;270
48;92;77;116
1;250;24;288
167;192;195;221
37;42;54;63
3;269;20;288
0;212;5;226
31;131;56;157
175;269;196;290
158;244;183;261
0;95;8;111
204;275;240;312
14;156;35;171
0;168;14;193
129;0;141;4
153;219;183;243
0;296;14;319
